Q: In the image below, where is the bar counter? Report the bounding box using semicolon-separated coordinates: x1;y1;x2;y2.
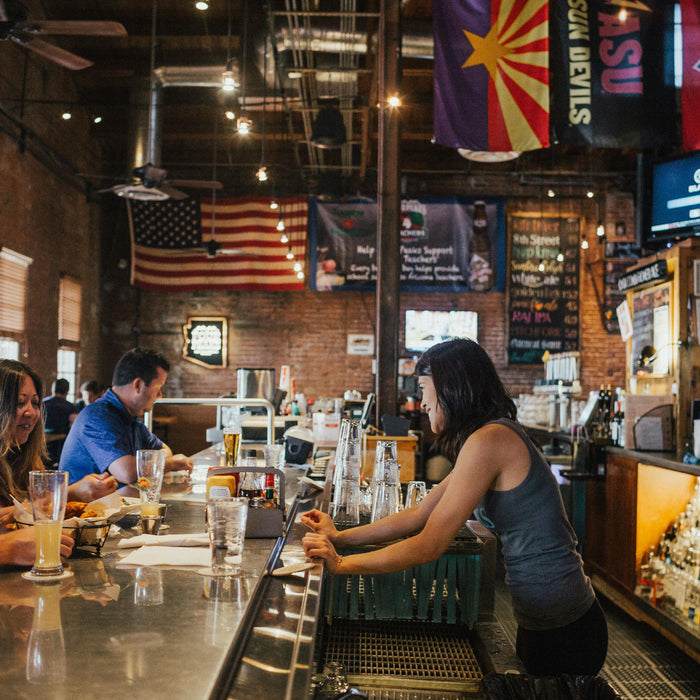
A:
0;447;323;700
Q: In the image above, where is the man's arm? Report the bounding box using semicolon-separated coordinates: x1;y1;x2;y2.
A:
161;443;194;473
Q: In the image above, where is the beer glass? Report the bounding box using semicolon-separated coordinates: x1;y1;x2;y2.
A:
223;426;242;467
405;480;427;509
136;450;165;533
25;471;68;579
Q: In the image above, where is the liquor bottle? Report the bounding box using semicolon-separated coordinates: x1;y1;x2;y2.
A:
469;201;492;291
604;384;613;424
610;402;621;446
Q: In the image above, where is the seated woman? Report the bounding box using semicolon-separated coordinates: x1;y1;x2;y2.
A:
0;360;117;564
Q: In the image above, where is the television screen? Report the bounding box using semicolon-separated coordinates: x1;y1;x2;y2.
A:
647;150;700;246
404;309;478;354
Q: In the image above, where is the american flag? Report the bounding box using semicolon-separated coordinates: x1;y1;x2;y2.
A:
128;195;308;291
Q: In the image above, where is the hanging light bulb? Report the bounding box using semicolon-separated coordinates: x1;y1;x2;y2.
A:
556;252;564;262
276;218;285;232
293;262;302;272
538;259;546;272
286;250;294;260
61;107;72;120
270;200;278;210
297;270;304;280
237;116;252;135
280;233;289;244
256;166;268;182
92;115;102;124
221;69;236;93
225;110;236;120
596;221;605;238
387;94;401;108
581;235;589;250
547;188;555;198
586;190;595;198
195;0;209;10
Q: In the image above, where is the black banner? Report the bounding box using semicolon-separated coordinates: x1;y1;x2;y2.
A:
550;0;676;148
309;197;506;292
508;216;580;364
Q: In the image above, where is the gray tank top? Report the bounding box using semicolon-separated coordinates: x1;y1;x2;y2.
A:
473;419;595;630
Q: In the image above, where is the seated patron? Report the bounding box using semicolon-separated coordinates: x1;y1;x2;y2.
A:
42;378;78;465
0;360;116;565
73;380;102;413
60;348;193;486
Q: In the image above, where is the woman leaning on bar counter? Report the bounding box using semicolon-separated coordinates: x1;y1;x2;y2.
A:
303;339;608;677
0;360;117;565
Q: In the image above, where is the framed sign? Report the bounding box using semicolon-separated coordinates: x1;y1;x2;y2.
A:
182;317;227;368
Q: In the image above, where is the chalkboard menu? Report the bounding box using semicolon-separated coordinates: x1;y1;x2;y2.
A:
604;260;634;335
508;216;580;364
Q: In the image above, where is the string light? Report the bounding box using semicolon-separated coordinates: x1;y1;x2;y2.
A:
286;250;294;260
297;270;304;280
293;262;302;272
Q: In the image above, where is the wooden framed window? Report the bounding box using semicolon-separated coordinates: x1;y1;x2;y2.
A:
0;247;32;336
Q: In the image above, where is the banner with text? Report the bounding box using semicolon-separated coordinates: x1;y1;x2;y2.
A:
309;197;506;292
508;216;580;364
550;0;676;148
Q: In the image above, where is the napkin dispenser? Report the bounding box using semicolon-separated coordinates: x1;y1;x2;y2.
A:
207;466;285;538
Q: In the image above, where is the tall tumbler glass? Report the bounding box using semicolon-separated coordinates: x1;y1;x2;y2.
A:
136;450;165;533
332;418;352;493
333;420;362;527
25;471;68;579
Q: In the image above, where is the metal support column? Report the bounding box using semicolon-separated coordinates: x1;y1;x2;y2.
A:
375;0;401;424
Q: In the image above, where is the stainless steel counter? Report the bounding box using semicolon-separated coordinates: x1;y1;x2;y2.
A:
0;445;321;700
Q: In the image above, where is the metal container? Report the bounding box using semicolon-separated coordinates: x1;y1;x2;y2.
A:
236;368;275;402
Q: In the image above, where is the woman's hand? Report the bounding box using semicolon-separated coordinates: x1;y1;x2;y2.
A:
299;509;339;540
302;532;343;573
0;528;74;566
68;473;118;502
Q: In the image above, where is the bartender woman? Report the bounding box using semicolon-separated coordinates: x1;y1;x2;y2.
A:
302;338;608;676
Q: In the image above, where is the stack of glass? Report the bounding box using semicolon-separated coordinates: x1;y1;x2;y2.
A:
332;419;362;528
370;439;402;522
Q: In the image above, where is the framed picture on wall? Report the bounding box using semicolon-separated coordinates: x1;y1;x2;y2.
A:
182;317;227;368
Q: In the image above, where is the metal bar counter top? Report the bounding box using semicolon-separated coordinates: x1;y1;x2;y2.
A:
0;447;323;700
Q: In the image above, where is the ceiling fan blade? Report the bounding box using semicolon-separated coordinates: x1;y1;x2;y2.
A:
170;179;223;191
12;35;92;69
17;20;127;36
158;183;188;200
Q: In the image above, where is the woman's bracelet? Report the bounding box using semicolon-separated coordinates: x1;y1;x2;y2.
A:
334;552;343;571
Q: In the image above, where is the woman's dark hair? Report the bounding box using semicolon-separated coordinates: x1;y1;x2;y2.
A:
415;338;517;461
112;348;170;387
0;359;46;505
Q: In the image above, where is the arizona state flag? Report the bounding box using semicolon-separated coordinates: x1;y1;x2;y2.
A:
433;0;550;152
681;0;700;151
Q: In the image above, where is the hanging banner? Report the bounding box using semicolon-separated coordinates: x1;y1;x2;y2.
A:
681;0;700;151
433;0;550;152
308;197;506;292
550;0;676;148
508;215;580;364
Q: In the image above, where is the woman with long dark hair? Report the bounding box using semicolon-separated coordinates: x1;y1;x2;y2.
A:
302;338;607;676
0;359;117;510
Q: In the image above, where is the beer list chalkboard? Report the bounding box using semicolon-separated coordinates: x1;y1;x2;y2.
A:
508;216;580;364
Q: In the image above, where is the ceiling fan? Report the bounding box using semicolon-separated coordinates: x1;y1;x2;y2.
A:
98;163;223;202
0;0;126;70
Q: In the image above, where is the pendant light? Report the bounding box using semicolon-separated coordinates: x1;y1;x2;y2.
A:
310;98;346;149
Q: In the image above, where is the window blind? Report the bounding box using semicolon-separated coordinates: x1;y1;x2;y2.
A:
0;248;32;333
58;276;82;343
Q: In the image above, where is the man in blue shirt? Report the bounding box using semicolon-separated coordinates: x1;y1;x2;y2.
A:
60;348;193;485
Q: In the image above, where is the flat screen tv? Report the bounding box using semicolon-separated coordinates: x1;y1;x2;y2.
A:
646;150;700;247
404;309;478;354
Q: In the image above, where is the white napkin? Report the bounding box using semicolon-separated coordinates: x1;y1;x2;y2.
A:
118;545;211;567
117;533;209;549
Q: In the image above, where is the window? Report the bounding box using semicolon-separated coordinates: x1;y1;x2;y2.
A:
57;276;82;402
0;247;32;359
57;348;77;402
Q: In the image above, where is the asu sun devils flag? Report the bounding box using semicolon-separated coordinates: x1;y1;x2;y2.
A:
550;0;676;148
128;196;308;291
433;0;550;152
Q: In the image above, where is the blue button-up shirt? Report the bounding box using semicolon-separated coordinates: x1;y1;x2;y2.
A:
60;388;162;484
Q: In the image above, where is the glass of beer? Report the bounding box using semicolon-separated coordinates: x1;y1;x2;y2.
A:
136;450;165;534
25;471;69;579
223;426;241;467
